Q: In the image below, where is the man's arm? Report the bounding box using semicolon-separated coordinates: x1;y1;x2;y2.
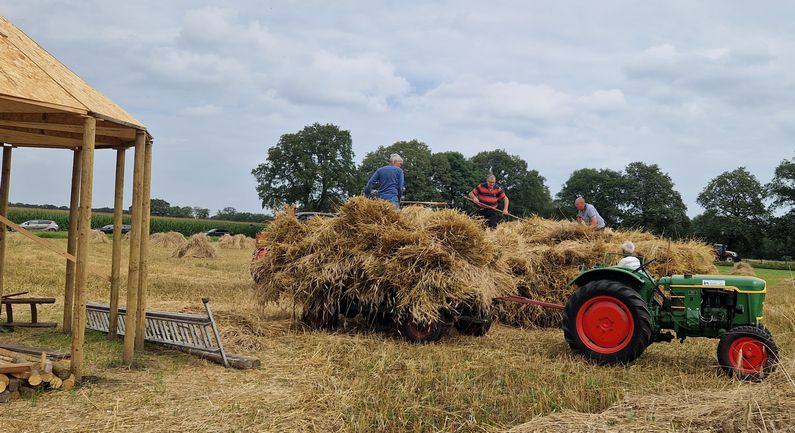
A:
364;169;379;196
399;169;405;200
468;188;480;205
586;207;598;228
502;196;510;215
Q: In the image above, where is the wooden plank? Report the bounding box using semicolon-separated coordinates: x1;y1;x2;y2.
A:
0;120;135;139
70;116;95;380
109;148;125;339
1;297;55;304
63;149;81;334
0;146;10;304
122;131;145;365
0;127;83;147
0;344;71;360
135;141;152;349
2;322;56;328
0;362;35;374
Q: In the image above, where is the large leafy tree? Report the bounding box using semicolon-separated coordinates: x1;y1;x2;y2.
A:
767;157;795;209
252;123;356;212
430;151;479;209
694;167;769;255
469;149;552;216
554;168;626;226
621;162;690;237
358;140;438;201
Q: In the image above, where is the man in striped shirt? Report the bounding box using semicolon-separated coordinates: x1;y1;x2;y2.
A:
469;175;510;229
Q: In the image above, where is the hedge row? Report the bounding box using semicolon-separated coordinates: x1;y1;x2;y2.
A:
8;207;266;237
716;259;794;271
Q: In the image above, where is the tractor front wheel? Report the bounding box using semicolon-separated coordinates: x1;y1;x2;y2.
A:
717;326;778;381
563;279;652;364
725;256;735;263
398;316;445;343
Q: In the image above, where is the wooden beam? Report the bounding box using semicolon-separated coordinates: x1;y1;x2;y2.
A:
0;95;88;115
0;127;83;147
135;141;152;349
123;131;145;365
70;116;96;381
0;147;11;304
63;149;81;334
0;120;136;140
108;148;125;339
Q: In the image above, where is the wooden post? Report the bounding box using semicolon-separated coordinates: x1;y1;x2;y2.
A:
135;141;152;349
0;146;12;303
63;149;81;333
70;117;96;380
108;148;125;339
122;131;145;365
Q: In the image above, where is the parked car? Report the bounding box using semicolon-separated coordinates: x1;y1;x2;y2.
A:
206;228;233;237
99;224;132;234
20;220;59;231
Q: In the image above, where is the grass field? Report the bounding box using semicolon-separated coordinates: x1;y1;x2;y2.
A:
0;233;793;432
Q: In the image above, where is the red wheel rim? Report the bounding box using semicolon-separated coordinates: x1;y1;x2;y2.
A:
729;337;768;373
409;321;433;338
576;295;634;354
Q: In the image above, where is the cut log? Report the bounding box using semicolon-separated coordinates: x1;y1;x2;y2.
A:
0;381;5;393
9;390;20;401
62;374;75;391
0;361;35;374
0;373;8;386
27;371;42;386
48;376;62;389
0;390;9;403
7;377;19;392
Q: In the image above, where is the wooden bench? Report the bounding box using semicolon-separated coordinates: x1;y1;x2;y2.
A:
1;297;57;328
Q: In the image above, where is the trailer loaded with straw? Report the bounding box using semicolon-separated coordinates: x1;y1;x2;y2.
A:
251;197;721;343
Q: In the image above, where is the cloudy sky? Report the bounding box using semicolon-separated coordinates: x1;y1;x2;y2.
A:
2;1;793;216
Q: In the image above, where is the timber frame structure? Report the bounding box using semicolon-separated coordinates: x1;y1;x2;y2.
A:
0;16;153;379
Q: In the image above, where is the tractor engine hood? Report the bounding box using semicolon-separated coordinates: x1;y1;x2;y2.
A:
660;275;766;293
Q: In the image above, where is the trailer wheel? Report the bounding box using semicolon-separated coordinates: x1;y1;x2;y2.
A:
301;299;339;330
398;316;444;343
717;326;778;381
563;279;652;364
454;320;491;337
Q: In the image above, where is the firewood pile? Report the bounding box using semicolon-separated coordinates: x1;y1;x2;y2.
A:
0;347;74;403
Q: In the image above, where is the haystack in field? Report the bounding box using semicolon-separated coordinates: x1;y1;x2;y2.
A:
252;197;515;323
90;229;108;243
218;234;255;249
491;218;717;327
172;233;217;259
151;231;187;249
728;261;755;276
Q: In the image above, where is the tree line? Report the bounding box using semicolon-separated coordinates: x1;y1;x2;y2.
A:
252;123;794;260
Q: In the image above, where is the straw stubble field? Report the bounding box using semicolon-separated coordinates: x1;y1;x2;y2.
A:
0;232;793;432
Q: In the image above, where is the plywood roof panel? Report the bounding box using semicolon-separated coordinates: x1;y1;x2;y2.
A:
0;16;145;129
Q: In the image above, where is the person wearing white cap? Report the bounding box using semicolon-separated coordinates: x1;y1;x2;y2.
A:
364;153;405;209
617;240;641;270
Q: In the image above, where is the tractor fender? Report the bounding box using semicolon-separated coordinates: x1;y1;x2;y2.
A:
570;268;646;291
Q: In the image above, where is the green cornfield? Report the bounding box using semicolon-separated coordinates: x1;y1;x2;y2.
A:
8;207;266;237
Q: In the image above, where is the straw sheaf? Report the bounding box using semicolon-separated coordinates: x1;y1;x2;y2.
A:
90;229;108;243
172;233;217;259
217;233;255;250
728;261;756;276
150;231;187;249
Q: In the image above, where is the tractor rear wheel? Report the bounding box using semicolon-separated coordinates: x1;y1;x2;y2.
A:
398;316;445;343
563;279;652;364
725;256;735;263
717;325;778;381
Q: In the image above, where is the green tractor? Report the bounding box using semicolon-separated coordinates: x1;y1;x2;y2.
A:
563;255;778;381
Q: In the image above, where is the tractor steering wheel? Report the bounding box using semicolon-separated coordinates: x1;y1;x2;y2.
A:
633;258;657;274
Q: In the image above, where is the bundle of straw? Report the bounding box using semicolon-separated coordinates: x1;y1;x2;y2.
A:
151;232;187;249
218;234;255;249
90;230;108;244
173;233;217;259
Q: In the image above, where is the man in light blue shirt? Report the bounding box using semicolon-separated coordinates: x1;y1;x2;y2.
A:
575;196;605;230
364;153;405;209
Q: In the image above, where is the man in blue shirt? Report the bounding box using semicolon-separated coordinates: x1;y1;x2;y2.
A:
575;196;606;230
364;153;405;209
